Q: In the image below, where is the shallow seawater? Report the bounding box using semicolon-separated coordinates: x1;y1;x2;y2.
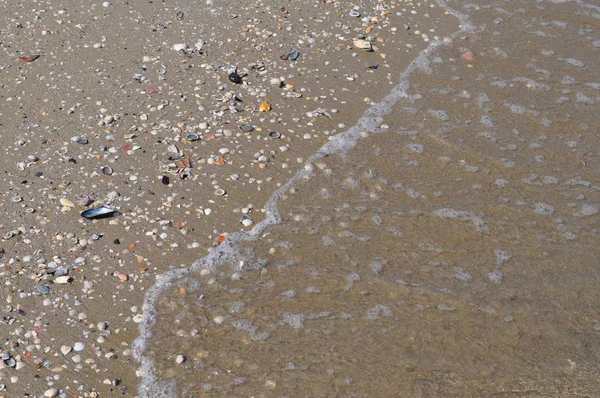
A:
139;0;600;396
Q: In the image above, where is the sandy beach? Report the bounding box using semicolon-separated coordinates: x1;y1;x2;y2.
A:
1;0;599;396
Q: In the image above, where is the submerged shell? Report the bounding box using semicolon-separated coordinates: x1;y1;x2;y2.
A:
81;206;120;220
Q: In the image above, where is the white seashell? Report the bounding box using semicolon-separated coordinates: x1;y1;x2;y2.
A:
353;39;373;50
54;276;72;284
60;198;75;207
44;388;59;397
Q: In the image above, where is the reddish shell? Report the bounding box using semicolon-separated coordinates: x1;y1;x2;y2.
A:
461;51;476;61
19;54;40;62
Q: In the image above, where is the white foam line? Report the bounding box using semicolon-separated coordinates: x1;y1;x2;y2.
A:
133;1;473;396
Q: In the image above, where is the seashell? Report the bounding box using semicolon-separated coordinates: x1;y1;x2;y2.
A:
53;267;69;277
229;72;242;84
349;10;361;17
81;206;120;220
239;124;255;132
36;284;51;295
60;198;75;207
3;357;16;368
268;131;281;139
19;54;40;63
288;50;300;61
259;101;271;112
11;196;23;203
214;188;226;196
185;132;200;141
101;166;113;175
241;215;253;227
353;39;373;51
178;168;192;179
284;91;302;98
172;43;187;52
54;276;72;284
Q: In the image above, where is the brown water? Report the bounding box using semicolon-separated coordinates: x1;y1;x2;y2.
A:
138;0;600;396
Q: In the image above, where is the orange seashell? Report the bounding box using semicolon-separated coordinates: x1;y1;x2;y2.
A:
259;101;271;112
136;255;145;263
139;267;148;273
19;54;40;62
179;221;186;229
258;162;267;169
129;242;136;250
216;234;227;243
461;51;476;61
118;273;129;281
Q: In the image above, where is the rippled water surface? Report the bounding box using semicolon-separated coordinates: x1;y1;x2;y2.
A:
137;0;600;396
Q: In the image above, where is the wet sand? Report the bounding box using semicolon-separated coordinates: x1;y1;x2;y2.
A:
1;0;600;397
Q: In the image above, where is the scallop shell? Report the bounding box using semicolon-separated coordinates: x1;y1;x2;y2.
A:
259;101;271;112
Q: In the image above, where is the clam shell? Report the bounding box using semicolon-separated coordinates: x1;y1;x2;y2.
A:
186;132;200;141
3;358;16;368
214;188;226;196
54;276;72;284
60;198;75;207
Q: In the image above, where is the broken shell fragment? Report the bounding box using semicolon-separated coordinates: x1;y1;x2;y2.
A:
353;39;373;51
19;54;40;63
229;72;242;84
81;206;120;220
